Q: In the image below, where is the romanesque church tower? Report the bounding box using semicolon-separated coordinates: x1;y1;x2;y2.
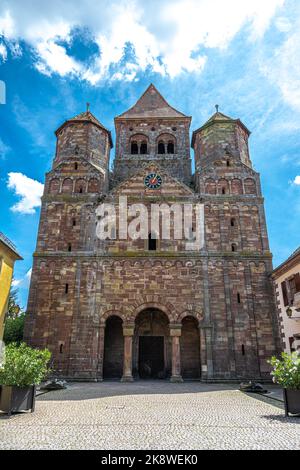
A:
24;85;280;382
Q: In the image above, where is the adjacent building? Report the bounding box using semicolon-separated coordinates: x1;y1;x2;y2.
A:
272;248;300;354
24;84;281;382
0;232;22;340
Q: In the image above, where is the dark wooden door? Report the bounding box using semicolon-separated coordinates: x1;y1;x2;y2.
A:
139;336;164;379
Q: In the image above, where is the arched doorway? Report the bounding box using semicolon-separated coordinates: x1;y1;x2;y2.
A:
133;309;171;379
181;316;201;379
103;316;123;379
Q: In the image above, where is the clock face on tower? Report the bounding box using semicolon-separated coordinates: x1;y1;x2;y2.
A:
144;173;163;190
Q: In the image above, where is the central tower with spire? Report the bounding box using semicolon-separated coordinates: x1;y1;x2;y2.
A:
112;84;192;186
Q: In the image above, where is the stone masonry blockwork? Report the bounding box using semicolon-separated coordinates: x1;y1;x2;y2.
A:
24;84;281;382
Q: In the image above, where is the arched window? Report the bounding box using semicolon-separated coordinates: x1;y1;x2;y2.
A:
157;134;176;155
140;141;148;154
75;179;86;193
230;218;236;227
131;141;138;154
148;233;157;251
231;244;237;252
88;178;99;193
218;179;229;195
49;178;60;194
205;179;216;195
167;141;174;154
130;134;149;155
158;141;165;154
231;179;243;195
62;178;73;194
244;178;256;195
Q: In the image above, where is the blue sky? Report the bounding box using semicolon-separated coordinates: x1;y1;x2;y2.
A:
0;0;300;307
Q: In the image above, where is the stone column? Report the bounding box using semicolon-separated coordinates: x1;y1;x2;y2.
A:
121;324;135;382
170;324;183;383
200;325;214;380
96;324;105;382
199;326;207;380
202;258;214;379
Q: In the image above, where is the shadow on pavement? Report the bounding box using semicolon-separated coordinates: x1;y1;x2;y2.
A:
262;414;300;423
35;381;239;401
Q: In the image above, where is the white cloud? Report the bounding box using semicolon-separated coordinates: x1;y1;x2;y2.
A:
12;268;32;288
7;172;44;214
0;0;285;81
275;16;292;32
35;40;82;76
294;176;300;185
261;9;300;110
0;43;7;61
0;10;14;38
267;33;300;109
0;137;11;158
12;278;21;287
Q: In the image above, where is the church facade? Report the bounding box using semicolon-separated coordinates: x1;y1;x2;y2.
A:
24;85;281;382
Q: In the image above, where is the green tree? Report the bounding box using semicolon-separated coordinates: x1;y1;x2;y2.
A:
3;313;25;345
0;343;51;387
6;283;23;319
3;283;25;344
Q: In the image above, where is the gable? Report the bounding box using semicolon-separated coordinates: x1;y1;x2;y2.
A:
116;84;190;119
110;165;195;198
48;157;106;177
200;156;258;178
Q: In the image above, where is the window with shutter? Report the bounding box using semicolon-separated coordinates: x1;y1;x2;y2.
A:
295;273;300;293
281;281;289;306
289;277;297;305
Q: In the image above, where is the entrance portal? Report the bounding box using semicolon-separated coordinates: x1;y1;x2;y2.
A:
181;316;201;379
139;336;164;379
103;316;123;379
133;308;171;379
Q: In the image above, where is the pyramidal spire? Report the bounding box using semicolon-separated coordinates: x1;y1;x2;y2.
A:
116;84;190;119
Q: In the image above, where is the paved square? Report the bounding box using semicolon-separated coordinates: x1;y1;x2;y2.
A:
1;382;300;450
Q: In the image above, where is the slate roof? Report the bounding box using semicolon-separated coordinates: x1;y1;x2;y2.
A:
116;84;191;120
0;232;23;259
55;110;113;147
191;109;251;147
272;246;300;277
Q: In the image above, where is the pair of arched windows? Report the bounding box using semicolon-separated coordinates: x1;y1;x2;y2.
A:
131;141;148;155
158;141;175;154
129;135;176;155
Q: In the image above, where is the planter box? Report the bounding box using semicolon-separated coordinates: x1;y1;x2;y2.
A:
0;385;36;416
283;389;300;417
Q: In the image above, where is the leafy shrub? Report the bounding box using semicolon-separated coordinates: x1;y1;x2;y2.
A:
269;352;300;390
0;343;51;387
3;313;25;345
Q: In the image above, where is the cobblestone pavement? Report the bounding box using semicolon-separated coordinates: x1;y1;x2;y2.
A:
1;382;300;450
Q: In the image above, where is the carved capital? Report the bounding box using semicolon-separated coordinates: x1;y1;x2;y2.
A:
169;324;182;337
